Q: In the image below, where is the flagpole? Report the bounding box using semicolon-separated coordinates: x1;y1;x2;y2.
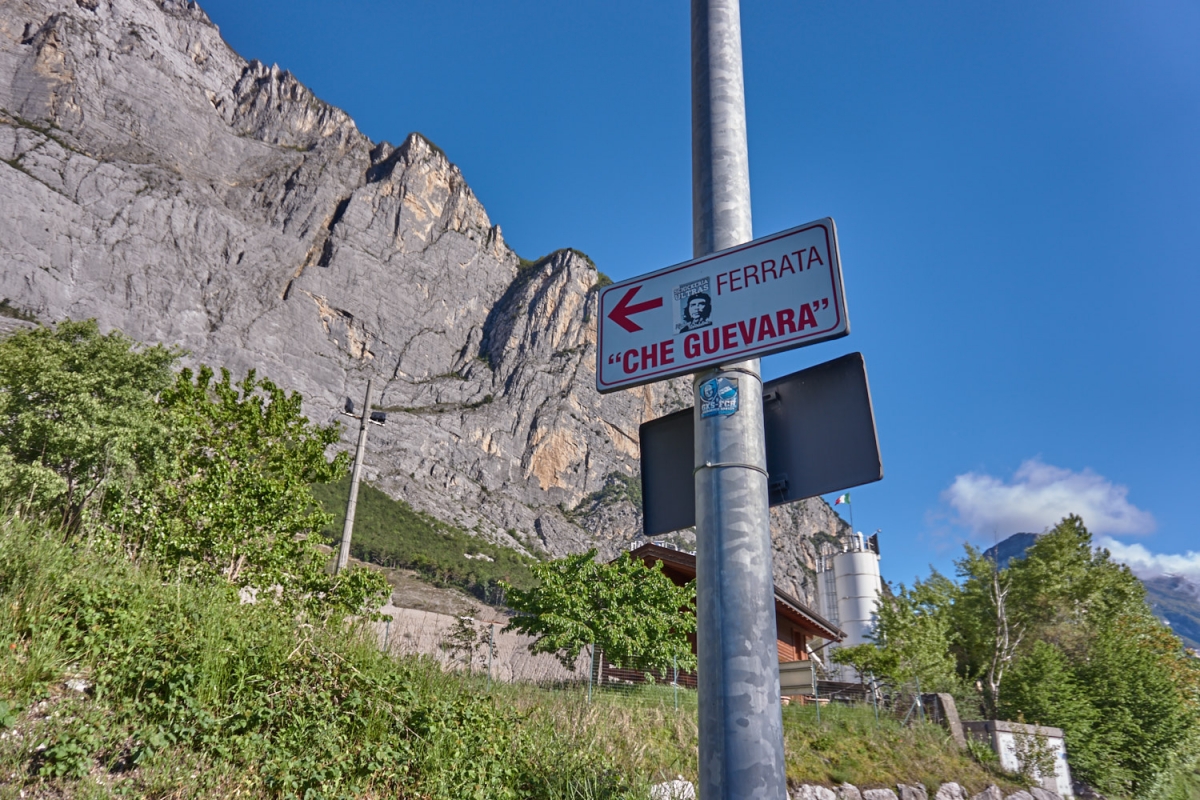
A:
835;493;854;535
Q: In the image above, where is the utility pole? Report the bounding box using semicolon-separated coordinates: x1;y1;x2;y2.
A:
692;1;789;798
336;378;372;575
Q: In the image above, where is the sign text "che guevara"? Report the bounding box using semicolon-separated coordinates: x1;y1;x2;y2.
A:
596;219;849;393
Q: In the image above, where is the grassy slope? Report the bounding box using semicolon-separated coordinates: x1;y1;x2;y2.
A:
312;478;537;603
0;513;1032;799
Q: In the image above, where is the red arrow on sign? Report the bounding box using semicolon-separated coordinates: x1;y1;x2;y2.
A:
608;285;664;333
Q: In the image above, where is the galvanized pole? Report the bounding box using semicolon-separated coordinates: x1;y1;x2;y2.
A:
815;671;821;725
692;1;789;798
336;379;372;574
487;623;495;691
674;655;680;710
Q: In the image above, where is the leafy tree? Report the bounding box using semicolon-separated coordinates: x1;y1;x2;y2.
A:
0;320;176;532
1071;613;1200;796
0;319;388;617
950;546;1026;717
870;570;962;693
859;515;1200;796
503;549;696;673
999;640;1098;772
830;642;895;685
107;365;389;616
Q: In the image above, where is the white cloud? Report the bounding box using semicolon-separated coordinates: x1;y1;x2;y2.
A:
941;457;1155;538
1097;537;1200;582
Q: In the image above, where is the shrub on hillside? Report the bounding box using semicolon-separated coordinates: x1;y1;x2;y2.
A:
0;515;635;798
0;319;389;617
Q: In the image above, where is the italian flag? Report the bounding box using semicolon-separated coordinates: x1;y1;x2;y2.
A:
834;493;850;505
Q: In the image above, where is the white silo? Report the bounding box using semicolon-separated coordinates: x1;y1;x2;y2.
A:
816;531;882;682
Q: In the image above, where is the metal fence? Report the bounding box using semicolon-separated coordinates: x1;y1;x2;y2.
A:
374;605;701;709
372;604;952;726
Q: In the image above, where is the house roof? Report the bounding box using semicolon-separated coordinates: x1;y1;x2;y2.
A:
623;542;845;642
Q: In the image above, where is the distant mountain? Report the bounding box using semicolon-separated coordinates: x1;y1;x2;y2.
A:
1143;575;1200;652
983;532;1041;569
985;534;1200;652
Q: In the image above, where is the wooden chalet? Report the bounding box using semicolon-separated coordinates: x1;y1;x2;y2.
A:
598;542;844;691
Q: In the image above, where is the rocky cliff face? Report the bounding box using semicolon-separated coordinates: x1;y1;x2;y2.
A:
0;0;848;604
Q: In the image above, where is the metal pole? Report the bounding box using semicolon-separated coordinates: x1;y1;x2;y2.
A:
814;664;821;725
487;623;495;691
588;643;595;703
674;655;679;710
692;2;788;798
336;379;372;574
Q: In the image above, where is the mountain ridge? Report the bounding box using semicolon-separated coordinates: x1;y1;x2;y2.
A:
986;533;1200;651
0;0;848;604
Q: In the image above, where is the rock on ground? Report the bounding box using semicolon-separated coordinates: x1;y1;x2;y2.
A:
934;783;968;800
649;777;695;800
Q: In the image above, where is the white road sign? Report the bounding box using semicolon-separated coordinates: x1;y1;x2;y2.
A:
596;218;849;393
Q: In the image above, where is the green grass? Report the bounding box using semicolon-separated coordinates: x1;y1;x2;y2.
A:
0;513;637;799
312;478;537;603
0;299;36;322
781;703;1022;794
566;471;641;519
0;511;1054;798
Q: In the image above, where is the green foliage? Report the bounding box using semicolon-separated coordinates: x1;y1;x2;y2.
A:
567;471;642;518
854;515;1200;797
781;702;1022;794
830;642;894;682
504;550;696;673
1000;641;1096;755
0;515;635;798
0;514;1038;797
0;699;16;728
1009;714;1058;786
103;364;388;617
871;570;962;693
312;478;537;603
0;319;389;618
0;298;36;321
590;272;614;292
0;319;176;532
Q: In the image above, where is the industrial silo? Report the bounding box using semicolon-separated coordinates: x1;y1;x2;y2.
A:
816;532;882;682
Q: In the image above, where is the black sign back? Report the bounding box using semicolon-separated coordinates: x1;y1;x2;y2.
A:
639;352;883;536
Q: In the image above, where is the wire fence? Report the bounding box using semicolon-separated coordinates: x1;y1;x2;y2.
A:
375;605;698;709
372;604;947;725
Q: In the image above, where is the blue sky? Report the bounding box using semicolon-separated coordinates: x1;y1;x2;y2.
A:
199;0;1200;587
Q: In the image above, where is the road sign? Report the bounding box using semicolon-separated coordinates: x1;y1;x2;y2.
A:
639;353;882;536
596;218;848;393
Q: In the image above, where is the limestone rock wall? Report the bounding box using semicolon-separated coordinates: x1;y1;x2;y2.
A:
0;0;850;581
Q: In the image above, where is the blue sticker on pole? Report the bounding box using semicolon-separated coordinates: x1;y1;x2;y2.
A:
699;376;739;418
